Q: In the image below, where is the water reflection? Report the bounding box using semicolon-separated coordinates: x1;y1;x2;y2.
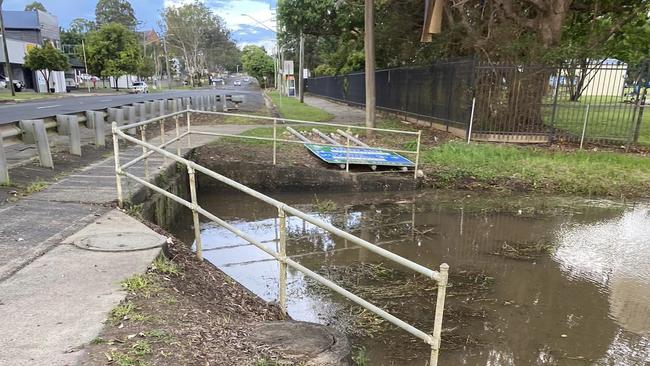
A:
174;191;650;365
554;206;650;337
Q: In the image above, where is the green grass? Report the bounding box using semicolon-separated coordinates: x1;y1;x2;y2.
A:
151;255;180;276
0;91;63;102
267;90;333;122
24;180;47;193
109;301;148;324
423;141;650;196
121;274;153;293
536;96;650;146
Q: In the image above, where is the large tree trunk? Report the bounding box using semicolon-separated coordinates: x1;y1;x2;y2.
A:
475;64;552;134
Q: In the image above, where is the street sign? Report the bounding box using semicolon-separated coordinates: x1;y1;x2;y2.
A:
304;144;414;167
283;60;294;75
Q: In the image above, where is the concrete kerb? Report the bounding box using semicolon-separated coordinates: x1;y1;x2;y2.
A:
18;119;53;168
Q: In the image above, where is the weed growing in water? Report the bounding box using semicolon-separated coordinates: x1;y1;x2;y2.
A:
313;196;337;213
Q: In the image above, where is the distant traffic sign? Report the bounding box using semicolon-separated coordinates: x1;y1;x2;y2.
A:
305;144;414;167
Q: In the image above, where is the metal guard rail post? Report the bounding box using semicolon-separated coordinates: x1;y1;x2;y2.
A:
110;110;446;364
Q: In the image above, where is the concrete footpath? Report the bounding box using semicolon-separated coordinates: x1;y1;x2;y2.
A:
0;123;253;366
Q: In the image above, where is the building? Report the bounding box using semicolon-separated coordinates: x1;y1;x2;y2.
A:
0;10;62;91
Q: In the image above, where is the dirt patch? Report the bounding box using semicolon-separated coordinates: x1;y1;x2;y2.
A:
80;226;290;366
305;263;494;361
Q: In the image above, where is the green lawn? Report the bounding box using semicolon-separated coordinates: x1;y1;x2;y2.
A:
423;141;650;196
0;91;64;102
267;91;333;122
542;96;650;146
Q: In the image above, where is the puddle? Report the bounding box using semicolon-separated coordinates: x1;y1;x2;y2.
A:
173;191;650;365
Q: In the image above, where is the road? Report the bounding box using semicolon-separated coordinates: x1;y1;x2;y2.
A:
0;84;259;125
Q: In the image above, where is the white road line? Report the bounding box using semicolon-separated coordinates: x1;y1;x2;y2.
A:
36;104;61;109
100;99;112;102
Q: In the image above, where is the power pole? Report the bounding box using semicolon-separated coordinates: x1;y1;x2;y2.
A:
82;39;90;92
162;37;171;90
364;0;376;131
298;32;305;103
0;0;15;96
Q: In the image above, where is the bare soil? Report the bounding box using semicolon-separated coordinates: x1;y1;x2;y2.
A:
79;225;289;366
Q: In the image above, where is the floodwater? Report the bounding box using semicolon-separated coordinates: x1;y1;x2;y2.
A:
174;190;650;365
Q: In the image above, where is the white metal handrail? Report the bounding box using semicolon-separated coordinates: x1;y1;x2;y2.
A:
115;108;423;178
111;108;448;365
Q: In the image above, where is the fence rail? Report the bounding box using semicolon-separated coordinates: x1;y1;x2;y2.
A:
307;59;648;147
111;107;447;365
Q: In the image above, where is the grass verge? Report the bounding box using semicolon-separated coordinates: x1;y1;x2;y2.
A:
267;90;333;122
422;141;650;196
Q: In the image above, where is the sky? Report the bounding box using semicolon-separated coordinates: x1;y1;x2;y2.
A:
4;0;278;51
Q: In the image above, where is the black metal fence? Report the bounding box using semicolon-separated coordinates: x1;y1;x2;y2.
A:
306;59;648;146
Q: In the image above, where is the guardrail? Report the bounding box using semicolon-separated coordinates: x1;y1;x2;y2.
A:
0;93;237;185
111;107;448;365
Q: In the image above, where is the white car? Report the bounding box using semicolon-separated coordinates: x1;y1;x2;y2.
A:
130;81;148;93
234;80;241;86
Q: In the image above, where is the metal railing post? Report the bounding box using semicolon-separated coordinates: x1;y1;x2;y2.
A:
111;122;124;207
140;125;149;181
278;208;288;318
186;107;192;148
175;115;181;156
413;130;421;179
430;263;449;366
160;119;167;166
273;118;277;165
580;104;590;150
188;165;203;260
345;128;351;172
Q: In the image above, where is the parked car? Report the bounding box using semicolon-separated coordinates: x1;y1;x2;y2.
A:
234;80;241;86
243;77;250;83
0;75;24;92
65;78;79;92
130;81;148;93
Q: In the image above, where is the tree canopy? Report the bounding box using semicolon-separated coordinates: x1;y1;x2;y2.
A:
24;1;46;12
85;23;141;88
279;0;650;75
95;0;138;29
241;45;274;87
23;42;69;93
162;1;240;85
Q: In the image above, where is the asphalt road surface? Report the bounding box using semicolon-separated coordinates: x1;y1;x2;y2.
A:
0;82;261;125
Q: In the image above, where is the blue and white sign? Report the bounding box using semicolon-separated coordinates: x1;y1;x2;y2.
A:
304;144;414;167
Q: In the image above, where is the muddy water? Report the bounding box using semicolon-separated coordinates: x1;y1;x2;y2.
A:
174;191;650;365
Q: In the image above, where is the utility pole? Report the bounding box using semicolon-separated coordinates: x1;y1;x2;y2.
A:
162;37;171;90
0;0;15;96
81;39;90;92
364;0;376;131
299;32;305;103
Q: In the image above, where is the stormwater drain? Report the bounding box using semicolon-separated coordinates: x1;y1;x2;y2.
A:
73;232;166;252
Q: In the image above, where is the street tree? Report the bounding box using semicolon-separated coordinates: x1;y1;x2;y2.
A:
138;56;155;79
162;1;236;86
85;23;141;89
241;45;274;88
24;1;46;12
23;42;69;93
95;0;137;29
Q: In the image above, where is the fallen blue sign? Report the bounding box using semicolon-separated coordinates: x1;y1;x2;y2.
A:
304;143;414;167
